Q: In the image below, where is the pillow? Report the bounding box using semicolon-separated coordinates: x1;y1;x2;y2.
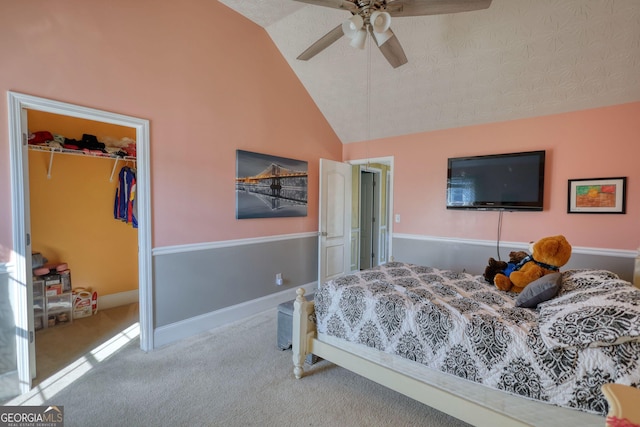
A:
538;284;640;350
515;273;562;309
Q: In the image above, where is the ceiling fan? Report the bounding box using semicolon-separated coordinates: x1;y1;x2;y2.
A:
295;0;492;68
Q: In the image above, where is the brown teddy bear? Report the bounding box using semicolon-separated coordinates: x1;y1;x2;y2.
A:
494;235;572;293
483;251;529;284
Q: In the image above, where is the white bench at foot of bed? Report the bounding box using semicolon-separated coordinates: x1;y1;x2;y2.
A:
291;288;604;427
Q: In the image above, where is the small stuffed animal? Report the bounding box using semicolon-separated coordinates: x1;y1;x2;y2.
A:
501;250;530;277
494;235;572;293
483;251;528;284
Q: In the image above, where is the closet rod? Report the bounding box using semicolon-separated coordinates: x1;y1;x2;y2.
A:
109;159;136;182
29;145;136;180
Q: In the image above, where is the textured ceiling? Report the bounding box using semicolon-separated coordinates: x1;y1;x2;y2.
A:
219;0;640;144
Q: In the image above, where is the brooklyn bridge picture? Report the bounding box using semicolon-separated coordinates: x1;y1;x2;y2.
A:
235;150;308;219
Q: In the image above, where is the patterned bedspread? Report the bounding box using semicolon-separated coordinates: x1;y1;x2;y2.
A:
314;262;640;414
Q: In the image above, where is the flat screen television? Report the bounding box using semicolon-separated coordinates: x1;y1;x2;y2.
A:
446;150;545;211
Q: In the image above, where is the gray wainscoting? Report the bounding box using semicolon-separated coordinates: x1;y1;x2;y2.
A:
153;234;318;328
392;235;636;283
152;233;634;347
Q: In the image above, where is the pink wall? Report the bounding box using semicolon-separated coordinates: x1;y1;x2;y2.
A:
0;0;342;262
344;103;640;250
1;2;637;265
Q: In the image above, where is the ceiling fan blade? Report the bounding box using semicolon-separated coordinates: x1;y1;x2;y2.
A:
297;24;345;61
371;27;408;69
386;0;492;17
292;0;357;13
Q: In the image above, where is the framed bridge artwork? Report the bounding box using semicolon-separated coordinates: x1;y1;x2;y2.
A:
235;150;308;219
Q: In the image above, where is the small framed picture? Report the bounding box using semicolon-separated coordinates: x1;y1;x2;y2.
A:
567;177;627;214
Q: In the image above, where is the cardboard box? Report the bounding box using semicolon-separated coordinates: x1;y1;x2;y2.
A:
46;284;62;296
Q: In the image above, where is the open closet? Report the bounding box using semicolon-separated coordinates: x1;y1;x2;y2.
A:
27;110;139;385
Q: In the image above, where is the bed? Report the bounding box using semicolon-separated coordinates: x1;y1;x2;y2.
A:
292;262;640;427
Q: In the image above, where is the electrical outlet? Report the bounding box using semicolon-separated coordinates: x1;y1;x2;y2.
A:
275;273;283;286
395;214;401;223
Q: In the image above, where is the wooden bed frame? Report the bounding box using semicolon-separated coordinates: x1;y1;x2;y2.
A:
291;288;605;427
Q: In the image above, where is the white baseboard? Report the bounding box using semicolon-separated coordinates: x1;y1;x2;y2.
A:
98;289;139;311
153;282;316;349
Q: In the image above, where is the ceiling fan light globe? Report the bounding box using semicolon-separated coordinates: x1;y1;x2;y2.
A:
349;29;367;49
371;11;391;34
341;14;363;39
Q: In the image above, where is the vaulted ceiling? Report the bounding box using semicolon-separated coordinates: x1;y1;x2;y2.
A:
218;0;640;144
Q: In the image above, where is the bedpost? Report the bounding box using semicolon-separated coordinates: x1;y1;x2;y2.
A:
292;288;312;379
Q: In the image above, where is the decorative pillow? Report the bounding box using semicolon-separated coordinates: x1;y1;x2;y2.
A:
558;269;622;296
515;273;562;309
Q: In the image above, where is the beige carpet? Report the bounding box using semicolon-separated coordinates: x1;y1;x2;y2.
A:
15;310;470;427
33;303;139;387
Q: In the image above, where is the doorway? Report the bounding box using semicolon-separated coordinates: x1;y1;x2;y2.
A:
359;169;380;270
27;110;139;385
352;157;393;271
7;92;153;396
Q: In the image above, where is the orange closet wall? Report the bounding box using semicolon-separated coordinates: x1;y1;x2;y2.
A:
27;110;138;299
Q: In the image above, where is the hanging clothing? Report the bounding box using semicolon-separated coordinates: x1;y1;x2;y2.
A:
114;166;138;228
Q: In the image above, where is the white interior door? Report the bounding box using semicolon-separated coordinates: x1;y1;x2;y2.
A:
318;159;352;286
5;102;35;396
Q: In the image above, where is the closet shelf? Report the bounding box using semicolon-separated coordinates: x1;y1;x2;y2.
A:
28;144;136;181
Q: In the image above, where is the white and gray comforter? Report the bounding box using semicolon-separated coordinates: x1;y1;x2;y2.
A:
314;262;640;415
